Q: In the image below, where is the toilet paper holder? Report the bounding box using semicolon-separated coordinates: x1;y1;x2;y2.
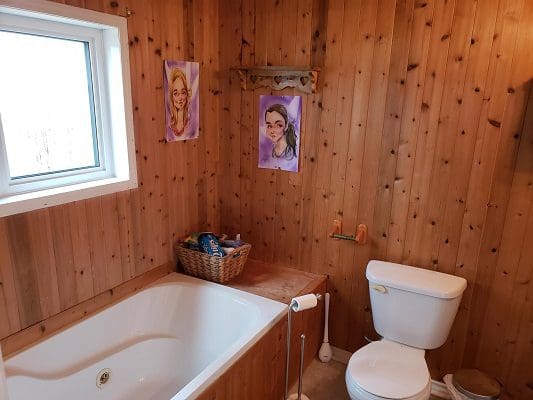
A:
289;293;322;312
285;293;322;400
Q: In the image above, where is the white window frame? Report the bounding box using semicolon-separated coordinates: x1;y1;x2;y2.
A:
0;0;137;217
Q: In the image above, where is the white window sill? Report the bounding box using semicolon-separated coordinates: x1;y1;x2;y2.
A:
0;176;137;217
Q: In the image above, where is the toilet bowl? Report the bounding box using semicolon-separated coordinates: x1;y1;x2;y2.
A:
345;260;467;400
345;340;431;400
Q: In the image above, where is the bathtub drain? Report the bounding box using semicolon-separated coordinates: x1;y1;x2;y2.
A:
96;368;111;388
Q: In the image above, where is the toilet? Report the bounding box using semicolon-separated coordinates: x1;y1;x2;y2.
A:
345;260;467;400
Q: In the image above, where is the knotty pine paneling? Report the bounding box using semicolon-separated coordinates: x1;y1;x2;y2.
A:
217;0;533;398
1;1;531;398
0;0;219;340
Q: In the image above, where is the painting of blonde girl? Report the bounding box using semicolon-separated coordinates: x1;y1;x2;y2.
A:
258;95;301;172
164;60;199;141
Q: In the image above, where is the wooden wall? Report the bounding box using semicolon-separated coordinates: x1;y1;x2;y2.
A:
217;0;533;398
0;0;531;398
0;0;220;340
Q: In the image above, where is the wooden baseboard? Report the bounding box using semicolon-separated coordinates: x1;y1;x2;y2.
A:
331;345;352;364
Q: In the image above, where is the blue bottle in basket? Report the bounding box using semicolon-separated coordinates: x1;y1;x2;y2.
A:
198;233;225;257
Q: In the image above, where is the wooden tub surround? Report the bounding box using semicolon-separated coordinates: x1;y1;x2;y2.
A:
2;259;326;399
211;260;327;399
187;259;327;399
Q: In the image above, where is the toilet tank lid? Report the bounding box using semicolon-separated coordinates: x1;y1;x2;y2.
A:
366;260;467;299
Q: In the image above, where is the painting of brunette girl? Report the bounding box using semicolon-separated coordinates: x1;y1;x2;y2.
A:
164;60;199;142
258;95;301;172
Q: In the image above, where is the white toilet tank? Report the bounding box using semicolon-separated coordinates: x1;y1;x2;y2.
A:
366;260;467;350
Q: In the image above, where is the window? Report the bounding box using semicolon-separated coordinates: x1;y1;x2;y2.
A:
1;31;99;179
0;0;137;217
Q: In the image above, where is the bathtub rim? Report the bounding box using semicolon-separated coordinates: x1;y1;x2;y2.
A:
3;271;287;362
1;264;175;360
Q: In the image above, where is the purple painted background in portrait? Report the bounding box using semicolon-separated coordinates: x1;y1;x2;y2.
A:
164;60;200;142
258;95;302;172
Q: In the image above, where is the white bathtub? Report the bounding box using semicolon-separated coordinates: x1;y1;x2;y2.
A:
4;272;287;400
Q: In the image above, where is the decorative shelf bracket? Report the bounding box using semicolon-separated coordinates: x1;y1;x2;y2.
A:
233;66;320;94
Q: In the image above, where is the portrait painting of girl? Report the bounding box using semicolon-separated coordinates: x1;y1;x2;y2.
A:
258;95;301;172
164;60;199;142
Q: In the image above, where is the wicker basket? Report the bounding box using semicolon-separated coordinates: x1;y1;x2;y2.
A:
174;242;251;283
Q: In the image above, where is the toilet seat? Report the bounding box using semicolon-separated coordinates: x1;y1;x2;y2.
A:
346;376;431;400
346;339;430;400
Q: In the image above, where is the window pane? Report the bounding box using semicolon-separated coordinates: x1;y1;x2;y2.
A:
0;31;98;179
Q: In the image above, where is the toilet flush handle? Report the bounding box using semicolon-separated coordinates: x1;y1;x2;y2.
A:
370;284;387;294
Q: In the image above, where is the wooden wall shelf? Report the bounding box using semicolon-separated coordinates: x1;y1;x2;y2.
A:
233;66;320;94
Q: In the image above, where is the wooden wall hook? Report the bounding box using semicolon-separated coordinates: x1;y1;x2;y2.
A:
329;219;342;237
355;224;368;245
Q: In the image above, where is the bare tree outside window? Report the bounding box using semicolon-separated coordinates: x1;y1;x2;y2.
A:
0;31;98;179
